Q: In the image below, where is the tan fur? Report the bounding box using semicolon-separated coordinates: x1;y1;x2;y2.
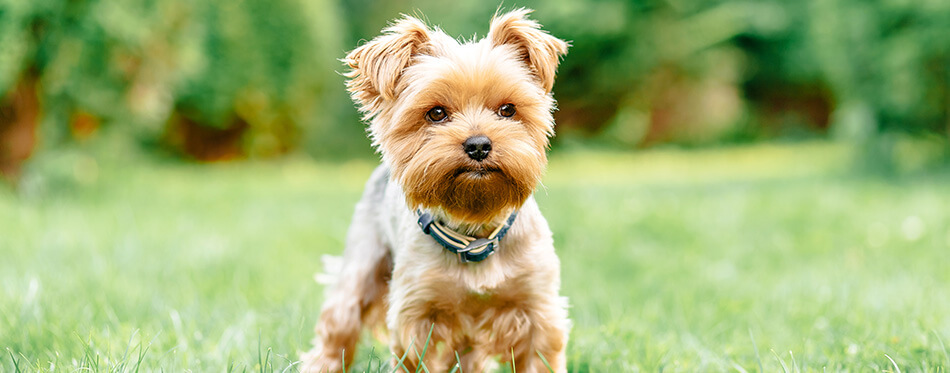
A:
302;9;569;372
344;16;431;113
487;9;570;94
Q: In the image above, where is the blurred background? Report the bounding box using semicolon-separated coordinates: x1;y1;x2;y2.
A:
1;0;948;182
3;1;950;370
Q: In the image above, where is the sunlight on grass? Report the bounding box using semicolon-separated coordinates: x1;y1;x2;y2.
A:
1;142;948;371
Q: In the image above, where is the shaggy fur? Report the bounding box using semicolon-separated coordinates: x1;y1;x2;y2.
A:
301;9;570;372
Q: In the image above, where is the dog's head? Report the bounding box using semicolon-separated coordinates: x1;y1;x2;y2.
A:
344;9;568;224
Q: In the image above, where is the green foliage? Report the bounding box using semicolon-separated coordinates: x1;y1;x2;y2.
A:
0;0;33;93
337;0;948;145
1;0;948;158
800;0;950;136
173;0;349;154
1;0;352;157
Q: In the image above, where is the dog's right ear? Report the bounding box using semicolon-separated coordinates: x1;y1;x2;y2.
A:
343;16;431;112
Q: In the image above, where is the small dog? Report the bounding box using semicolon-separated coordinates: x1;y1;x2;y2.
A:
301;9;569;372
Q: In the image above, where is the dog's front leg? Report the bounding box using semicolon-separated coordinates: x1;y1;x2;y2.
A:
491;295;569;373
387;279;459;372
521;304;569;373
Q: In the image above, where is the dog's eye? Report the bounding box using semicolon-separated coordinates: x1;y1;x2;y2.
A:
497;103;516;118
426;106;448;122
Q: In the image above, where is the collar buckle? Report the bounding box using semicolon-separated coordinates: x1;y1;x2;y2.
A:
458;237;497;253
457;237;499;263
416;210;518;264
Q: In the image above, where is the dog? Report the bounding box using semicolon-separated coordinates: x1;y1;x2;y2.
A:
301;9;570;372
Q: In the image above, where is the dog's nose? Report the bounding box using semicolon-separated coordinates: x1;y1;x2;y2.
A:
463;135;492;161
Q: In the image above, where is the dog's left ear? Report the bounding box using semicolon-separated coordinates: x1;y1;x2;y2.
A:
488;8;569;93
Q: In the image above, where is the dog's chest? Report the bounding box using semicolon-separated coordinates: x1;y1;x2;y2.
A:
451;255;528;296
434;271;531;314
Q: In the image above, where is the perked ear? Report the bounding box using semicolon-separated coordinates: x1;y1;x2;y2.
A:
488;8;569;93
343;16;431;112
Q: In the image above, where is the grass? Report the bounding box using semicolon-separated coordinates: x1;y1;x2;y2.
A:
1;141;949;372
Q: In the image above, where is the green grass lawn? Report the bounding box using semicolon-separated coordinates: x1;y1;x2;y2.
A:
2;142;949;372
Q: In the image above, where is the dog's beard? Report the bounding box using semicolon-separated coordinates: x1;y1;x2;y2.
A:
441;164;527;221
398;155;540;224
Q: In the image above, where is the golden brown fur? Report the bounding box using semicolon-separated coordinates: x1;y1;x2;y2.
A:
302;8;569;372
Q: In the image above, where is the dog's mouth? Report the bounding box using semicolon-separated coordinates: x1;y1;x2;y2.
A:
453;166;502;179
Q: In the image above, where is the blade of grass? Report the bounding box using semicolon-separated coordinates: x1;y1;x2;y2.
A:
257;331;273;373
77;333;101;372
410;345;429;373
934;330;950;369
278;360;300;373
511;349;516;373
789;351;798;373
771;349;789;373
117;329;139;372
884;354;901;373
453;350;463;373
366;346;379;373
392;337;416;373
536;350;554;373
749;329;763;373
133;340;150;373
414;323;435;373
258;333;263;373
16;352;34;373
7;349;20;373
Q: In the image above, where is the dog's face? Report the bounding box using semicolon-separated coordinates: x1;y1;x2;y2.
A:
345;9;568;223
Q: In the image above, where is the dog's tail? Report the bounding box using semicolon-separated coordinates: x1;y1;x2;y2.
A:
313;254;343;287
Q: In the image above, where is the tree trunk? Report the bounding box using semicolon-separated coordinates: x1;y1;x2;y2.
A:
0;72;41;183
165;111;248;162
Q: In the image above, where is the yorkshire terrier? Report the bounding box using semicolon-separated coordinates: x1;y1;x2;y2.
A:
301;9;570;372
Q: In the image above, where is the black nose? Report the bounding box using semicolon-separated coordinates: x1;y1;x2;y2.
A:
463;135;492;161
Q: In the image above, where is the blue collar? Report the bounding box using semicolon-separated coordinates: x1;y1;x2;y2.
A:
416;210;518;263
